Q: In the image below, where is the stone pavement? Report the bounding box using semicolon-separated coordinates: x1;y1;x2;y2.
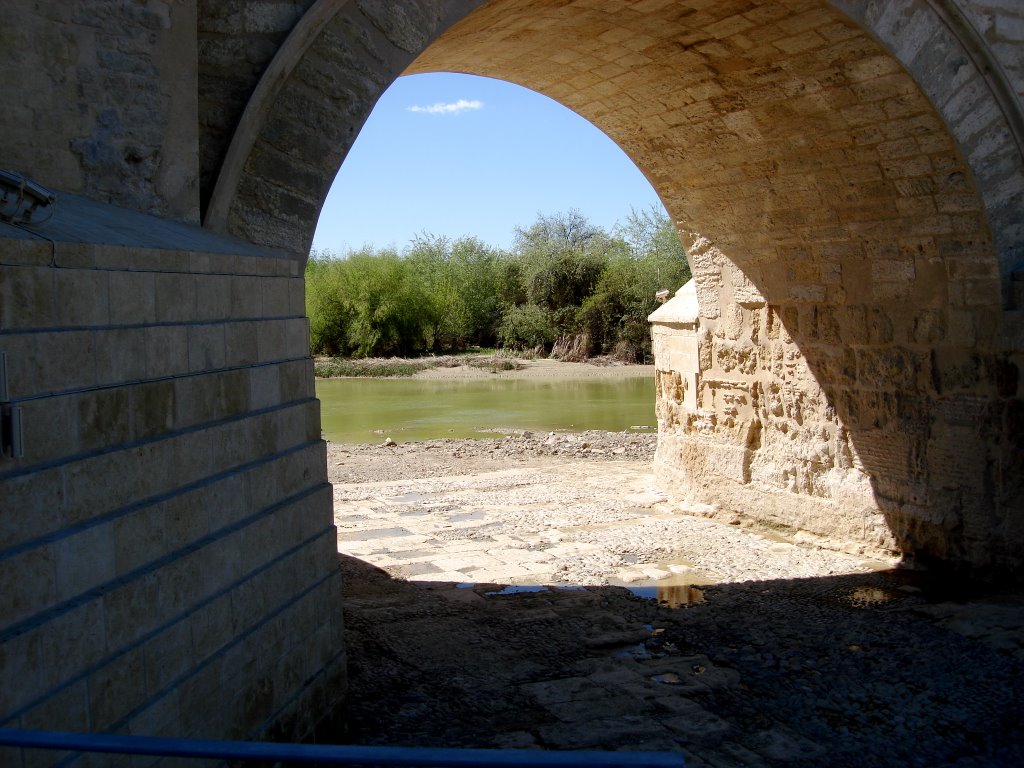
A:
332;460;887;591
331;456;1024;767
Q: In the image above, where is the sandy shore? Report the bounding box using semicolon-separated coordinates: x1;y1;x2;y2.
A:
411;358;655;380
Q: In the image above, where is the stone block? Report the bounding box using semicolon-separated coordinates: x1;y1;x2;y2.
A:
0;264;54;330
188;323;227;372
0;544;58;630
261;276;291;317
190;593;236;663
250;363;282;410
173;373;218;428
220;368;253;418
131;379;176;441
155;273;196;323
225;320;261;366
112;502;167;577
19;392;80;465
0;466;65;550
170;428;215;487
64;439;175;525
288;277;306;315
87;646;147;730
195;273;233;321
54;521;116;602
3;330;97;398
257;319;289;362
20;679;90;745
104;572;161;649
108;270;156;325
145;325;189;378
162;486;219;553
78;386;130;453
280;358;314;402
126;688;182;738
41;599;108;687
96;326;150;385
54;268;109;327
231;275;263;318
178;653;227;735
143;619;194;694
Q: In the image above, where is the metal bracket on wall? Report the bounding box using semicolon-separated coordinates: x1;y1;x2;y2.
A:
0;353;23;459
1;405;23;460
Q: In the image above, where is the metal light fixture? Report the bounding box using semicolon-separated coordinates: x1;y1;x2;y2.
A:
0;169;57;226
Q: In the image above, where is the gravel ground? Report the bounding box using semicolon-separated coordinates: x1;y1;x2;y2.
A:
327;431;1024;767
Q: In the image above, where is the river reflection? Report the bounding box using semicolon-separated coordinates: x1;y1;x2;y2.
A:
317;375;655;443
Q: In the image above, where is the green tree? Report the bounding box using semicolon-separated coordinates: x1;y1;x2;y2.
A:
306;250;351;356
337;248;433;357
407;233;501;350
513;210;618;313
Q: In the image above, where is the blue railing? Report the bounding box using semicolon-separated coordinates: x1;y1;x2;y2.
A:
0;728;685;767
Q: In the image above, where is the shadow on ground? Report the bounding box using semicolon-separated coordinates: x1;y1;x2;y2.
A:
330;554;1024;768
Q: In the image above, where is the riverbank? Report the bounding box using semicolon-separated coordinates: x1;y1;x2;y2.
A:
315;353;653;380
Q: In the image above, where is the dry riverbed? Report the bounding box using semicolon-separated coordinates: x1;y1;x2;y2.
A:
329;432;1024;766
327;430;889;587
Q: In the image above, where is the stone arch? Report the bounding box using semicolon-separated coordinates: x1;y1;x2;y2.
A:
200;0;1024;575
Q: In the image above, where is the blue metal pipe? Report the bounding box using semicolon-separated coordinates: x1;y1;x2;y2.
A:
0;728;685;767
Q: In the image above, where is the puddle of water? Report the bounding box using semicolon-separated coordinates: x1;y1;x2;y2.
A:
448;510;487;523
388;493;429;503
484;585;549;596
651;672;682;685
337;527;413;541
627;584;706;608
846;586;899;608
613;643;653;660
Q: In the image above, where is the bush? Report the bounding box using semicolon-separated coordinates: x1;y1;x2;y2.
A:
497;304;554;351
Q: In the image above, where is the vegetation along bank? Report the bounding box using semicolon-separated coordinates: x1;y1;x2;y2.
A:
306;208;691;364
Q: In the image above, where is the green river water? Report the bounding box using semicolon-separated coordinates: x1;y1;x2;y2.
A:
317;374;656;443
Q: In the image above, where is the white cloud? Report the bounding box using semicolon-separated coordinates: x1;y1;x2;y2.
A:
407;99;484;115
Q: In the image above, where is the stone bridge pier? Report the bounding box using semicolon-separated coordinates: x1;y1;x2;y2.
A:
1;0;1022;755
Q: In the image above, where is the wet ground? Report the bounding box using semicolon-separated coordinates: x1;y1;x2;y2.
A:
327;436;1024;767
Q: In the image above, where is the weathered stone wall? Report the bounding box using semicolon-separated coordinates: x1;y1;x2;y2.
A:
197;0;317;214
640;1;1024;574
0;1;200;222
953;0;1024;109
202;0;483;256
0;209;345;756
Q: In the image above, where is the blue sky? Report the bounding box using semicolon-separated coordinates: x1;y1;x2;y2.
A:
311;72;666;254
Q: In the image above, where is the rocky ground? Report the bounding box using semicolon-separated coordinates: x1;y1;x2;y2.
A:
327;432;1024;767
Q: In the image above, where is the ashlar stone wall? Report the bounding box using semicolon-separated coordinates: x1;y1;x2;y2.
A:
0;199;345;762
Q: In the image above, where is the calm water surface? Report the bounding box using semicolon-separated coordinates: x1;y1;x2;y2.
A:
317;374;656;443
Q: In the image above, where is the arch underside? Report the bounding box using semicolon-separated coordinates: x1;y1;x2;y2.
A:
211;0;1024;574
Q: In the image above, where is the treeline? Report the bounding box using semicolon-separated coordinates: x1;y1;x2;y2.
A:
306;208;691;363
